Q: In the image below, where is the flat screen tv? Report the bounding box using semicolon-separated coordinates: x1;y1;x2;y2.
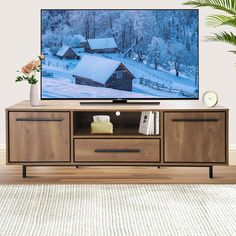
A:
41;9;199;100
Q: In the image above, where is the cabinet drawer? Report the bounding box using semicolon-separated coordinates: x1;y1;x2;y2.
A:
9;112;70;162
74;139;160;162
164;112;226;163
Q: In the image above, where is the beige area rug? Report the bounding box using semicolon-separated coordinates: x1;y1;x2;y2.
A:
0;185;236;236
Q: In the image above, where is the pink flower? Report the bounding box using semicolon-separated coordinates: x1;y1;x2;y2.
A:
19;57;41;75
21;65;32;74
27;60;40;70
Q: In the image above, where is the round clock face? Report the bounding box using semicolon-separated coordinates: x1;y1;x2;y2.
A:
202;91;218;107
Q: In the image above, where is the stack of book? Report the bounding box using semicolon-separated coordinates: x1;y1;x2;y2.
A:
139;111;159;135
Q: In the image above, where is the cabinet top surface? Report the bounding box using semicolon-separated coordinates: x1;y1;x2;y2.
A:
6;100;228;111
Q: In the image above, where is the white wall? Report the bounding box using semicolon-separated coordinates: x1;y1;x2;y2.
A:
0;0;235;146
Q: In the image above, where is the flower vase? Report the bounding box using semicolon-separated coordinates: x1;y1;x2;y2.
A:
30;84;39;106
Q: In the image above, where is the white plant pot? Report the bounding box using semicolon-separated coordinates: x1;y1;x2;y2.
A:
30;84;39;106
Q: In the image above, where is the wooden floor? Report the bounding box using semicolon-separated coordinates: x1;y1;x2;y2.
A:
0;165;236;184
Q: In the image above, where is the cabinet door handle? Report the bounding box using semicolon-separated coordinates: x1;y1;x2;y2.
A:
95;149;140;153
16;118;64;122
172;118;219;122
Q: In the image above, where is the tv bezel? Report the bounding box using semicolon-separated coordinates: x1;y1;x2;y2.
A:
40;8;199;100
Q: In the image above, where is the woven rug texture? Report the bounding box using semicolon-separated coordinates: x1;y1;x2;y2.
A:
0;184;235;236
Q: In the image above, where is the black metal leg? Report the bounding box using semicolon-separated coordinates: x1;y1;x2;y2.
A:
157;166;160;169
23;165;27;178
209;166;213;179
76;165;79;168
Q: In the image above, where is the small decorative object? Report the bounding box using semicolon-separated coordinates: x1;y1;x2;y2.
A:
139;111;152;135
93;115;110;122
139;111;160;135
115;111;121;116
91;115;113;134
202;91;218;108
91;122;113;134
16;55;44;106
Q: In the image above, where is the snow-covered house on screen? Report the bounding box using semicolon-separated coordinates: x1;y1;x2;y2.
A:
72;55;134;91
71;34;87;48
86;38;118;53
56;45;78;59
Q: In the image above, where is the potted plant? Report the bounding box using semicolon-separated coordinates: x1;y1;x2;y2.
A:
184;0;236;56
16;55;44;106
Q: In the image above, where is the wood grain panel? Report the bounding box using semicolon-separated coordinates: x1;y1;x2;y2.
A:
164;112;226;163
6;100;228;112
9;112;70;162
74;139;160;162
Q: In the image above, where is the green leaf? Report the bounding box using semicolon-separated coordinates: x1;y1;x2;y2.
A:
184;0;236;64
22;75;29;80
183;0;236;15
206;14;236;27
27;75;38;84
206;31;236;46
15;76;24;82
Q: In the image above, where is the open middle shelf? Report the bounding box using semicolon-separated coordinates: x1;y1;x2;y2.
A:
73;111;160;138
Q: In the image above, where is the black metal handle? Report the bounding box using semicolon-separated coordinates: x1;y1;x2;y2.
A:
172;118;219;122
16;118;64;122
95;149;140;153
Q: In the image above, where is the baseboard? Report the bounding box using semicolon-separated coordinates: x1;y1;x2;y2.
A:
0;144;6;165
230;145;236;165
0;144;236;165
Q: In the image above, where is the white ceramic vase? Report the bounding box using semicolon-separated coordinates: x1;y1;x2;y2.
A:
30;84;39;106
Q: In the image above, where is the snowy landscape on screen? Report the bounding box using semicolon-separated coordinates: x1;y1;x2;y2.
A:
41;10;199;99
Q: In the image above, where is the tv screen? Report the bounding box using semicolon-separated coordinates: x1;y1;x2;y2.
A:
41;9;199;99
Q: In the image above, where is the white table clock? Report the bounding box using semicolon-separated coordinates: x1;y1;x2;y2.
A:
202;91;218;107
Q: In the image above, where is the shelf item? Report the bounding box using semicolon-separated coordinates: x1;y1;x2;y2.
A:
91;121;113;134
139;111;152;135
155;111;160;135
139;111;160;135
93;115;110;122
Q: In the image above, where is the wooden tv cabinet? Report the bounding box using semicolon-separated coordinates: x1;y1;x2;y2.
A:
6;100;228;179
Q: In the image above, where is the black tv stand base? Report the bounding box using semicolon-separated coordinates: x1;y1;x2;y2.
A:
80;100;160;105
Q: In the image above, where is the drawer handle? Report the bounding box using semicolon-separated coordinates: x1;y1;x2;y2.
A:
172;118;219;122
16;118;64;122
95;149;140;153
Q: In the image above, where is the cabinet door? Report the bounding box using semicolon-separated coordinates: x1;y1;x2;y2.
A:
9;112;70;162
164;112;226;163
